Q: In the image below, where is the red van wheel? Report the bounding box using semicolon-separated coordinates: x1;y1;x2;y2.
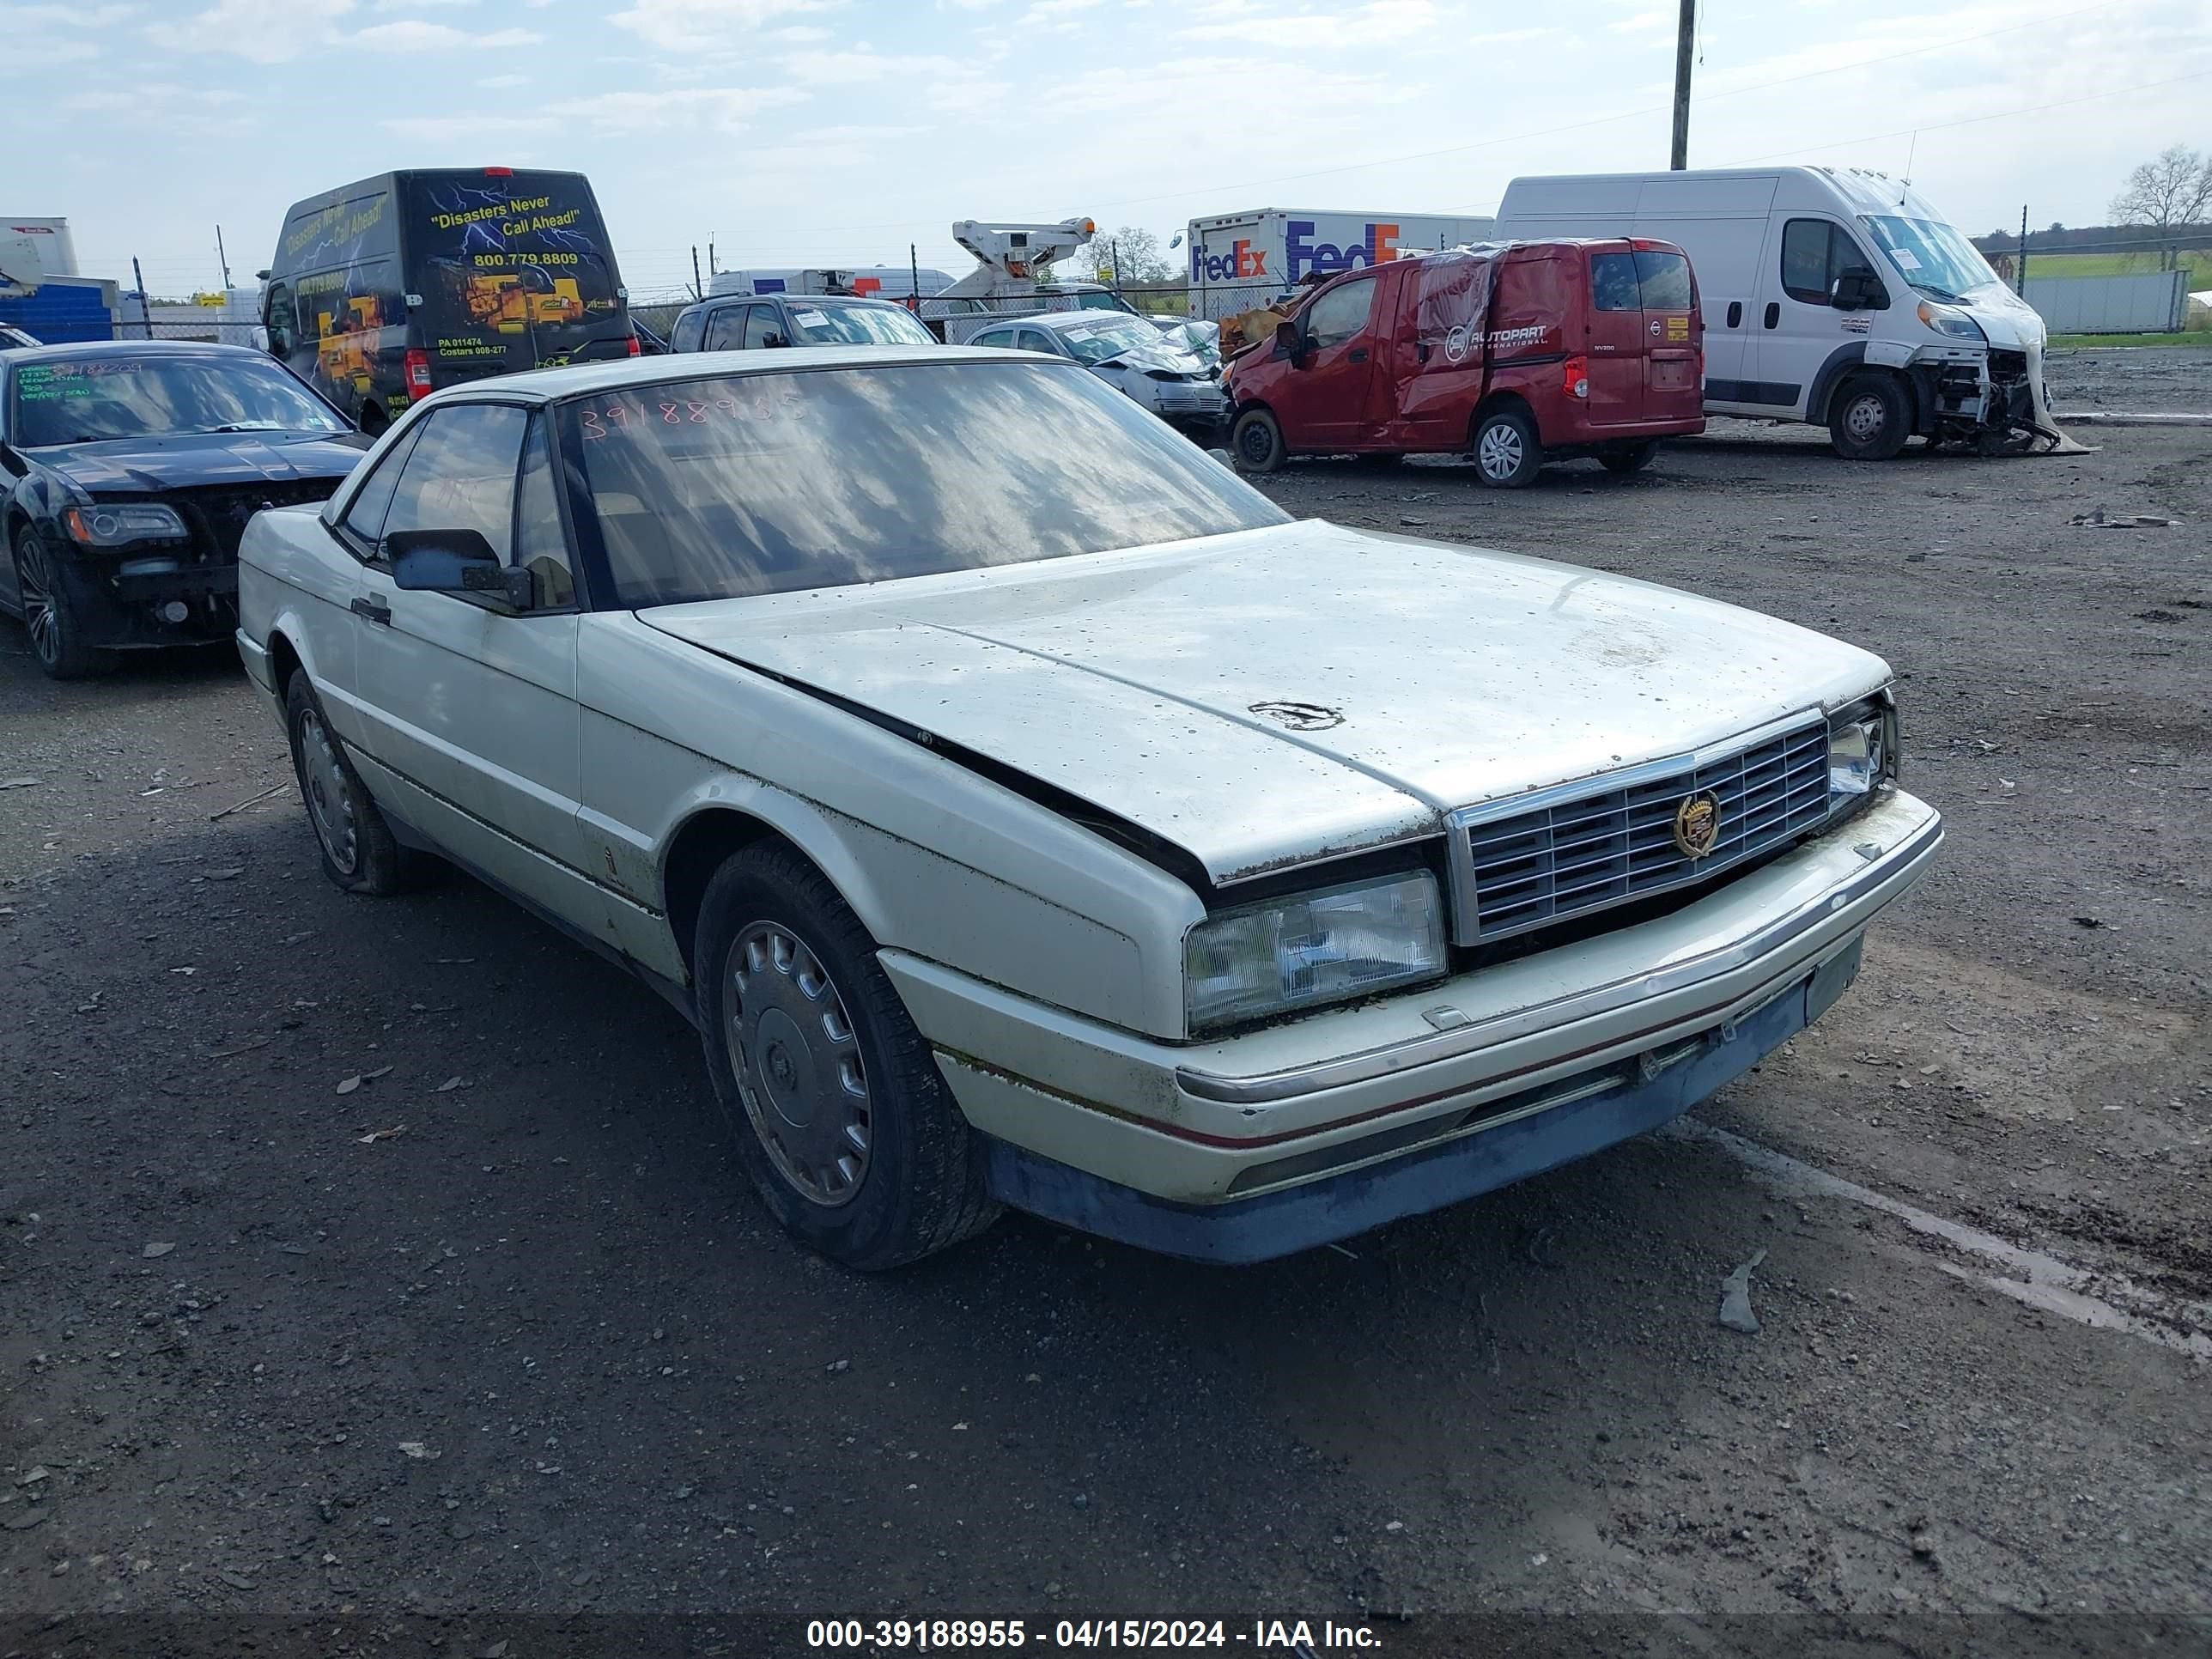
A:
1472;407;1540;488
1231;408;1285;473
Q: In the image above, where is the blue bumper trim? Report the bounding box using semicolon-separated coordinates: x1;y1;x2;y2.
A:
982;941;1859;1264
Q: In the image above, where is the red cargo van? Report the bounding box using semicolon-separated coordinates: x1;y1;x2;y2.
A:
1224;239;1704;485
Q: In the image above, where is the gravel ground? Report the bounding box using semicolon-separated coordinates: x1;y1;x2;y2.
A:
2;350;2207;1657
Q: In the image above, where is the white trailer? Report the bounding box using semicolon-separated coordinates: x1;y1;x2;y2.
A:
1182;208;1496;320
2;217;80;279
709;265;957;304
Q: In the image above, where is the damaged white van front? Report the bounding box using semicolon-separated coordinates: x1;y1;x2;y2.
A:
1495;166;2075;459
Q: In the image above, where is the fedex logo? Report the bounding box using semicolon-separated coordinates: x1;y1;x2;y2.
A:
1285;221;1404;282
1193;237;1269;284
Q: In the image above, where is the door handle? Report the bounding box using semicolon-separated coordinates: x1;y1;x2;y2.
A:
351;596;392;626
1414;342;1431;363
1763;302;1780;330
1348;347;1369;362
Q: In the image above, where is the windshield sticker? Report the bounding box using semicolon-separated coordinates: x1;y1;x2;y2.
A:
1890;247;1923;270
793;309;829;326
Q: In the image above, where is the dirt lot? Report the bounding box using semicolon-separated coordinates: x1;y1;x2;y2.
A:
2;349;2208;1656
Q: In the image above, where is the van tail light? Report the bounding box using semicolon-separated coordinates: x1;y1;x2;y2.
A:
627;334;641;357
1564;356;1589;399
403;348;434;400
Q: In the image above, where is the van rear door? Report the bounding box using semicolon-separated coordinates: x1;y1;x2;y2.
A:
1632;243;1701;418
1585;245;1646;425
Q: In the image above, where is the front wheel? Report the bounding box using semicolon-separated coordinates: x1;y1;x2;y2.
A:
696;844;998;1270
1472;406;1541;488
284;671;419;896
1598;439;1658;475
13;528;112;680
1231;407;1285;473
1829;374;1910;461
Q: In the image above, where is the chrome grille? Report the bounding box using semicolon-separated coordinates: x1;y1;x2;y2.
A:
1453;718;1831;943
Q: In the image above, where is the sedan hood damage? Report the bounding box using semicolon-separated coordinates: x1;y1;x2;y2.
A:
641;520;1890;884
31;430;370;495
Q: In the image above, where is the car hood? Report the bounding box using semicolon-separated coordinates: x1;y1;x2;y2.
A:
640;520;1890;883
28;430;370;495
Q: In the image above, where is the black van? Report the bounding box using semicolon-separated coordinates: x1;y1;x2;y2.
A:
260;167;634;433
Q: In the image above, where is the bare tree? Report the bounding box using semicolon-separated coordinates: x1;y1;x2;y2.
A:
1068;226;1176;285
2110;144;2212;232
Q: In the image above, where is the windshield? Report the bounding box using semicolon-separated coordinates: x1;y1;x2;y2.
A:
1861;216;2002;301
564;362;1287;606
786;302;935;346
1058;319;1166;365
10;356;347;447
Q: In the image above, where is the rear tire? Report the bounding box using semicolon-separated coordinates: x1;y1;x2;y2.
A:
14;528;113;681
283;671;417;896
1472;406;1541;488
1828;374;1910;461
1231;407;1285;473
695;844;998;1270
1598;439;1658;475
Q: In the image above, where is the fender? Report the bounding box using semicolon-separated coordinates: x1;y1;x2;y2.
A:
1803;342;1869;426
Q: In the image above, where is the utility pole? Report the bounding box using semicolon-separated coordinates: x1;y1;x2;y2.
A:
1669;0;1694;168
131;256;155;337
215;224;233;293
708;237;717;276
690;245;703;302
2016;205;2028;297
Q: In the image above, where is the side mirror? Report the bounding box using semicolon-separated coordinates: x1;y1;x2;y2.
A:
1830;267;1883;311
1273;318;1305;362
1206;447;1234;467
387;528;532;611
266;325;293;357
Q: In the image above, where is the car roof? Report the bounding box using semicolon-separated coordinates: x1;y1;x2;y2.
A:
678;293;913;314
446;345;1033;402
0;338;271;365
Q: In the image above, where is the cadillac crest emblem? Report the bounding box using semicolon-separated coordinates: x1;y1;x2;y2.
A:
1673;790;1722;860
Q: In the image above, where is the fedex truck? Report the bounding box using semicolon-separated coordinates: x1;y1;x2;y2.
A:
1184;209;1495;320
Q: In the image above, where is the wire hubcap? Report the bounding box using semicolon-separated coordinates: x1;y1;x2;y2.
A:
17;538;60;665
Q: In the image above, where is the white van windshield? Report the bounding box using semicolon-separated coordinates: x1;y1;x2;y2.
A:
1861;216;2002;302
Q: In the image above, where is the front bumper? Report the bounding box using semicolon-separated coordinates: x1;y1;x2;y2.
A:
886;787;1941;1259
48;548;238;647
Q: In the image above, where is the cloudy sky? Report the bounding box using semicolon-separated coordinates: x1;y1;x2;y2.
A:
9;0;2209;302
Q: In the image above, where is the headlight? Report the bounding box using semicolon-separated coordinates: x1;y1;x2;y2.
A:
1917;300;1984;342
1185;870;1447;1034
1828;709;1895;803
64;503;188;547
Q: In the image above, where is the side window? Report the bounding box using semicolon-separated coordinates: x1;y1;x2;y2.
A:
1590;252;1641;311
512;414;574;608
743;306;782;349
1782;219;1845;306
380;404;528;562
1304;276;1377;351
971;328;1013;349
704;307;748;352
672;309;706;353
1018;328;1056;354
335;422;424;550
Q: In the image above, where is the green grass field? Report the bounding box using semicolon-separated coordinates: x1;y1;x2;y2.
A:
2016;249;2212;284
2047;330;2212;348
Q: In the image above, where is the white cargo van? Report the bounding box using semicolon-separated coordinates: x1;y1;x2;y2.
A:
1494;167;2061;459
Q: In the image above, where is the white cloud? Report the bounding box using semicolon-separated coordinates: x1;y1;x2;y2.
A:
779;47;969;85
769;21;830;38
148;0;353;60
349;17;543;46
556;83;810;132
610;0;834;52
1018;0;1103;21
1175;0;1440;45
1607;7;1667;30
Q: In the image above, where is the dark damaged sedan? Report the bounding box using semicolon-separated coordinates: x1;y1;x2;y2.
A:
0;340;368;678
